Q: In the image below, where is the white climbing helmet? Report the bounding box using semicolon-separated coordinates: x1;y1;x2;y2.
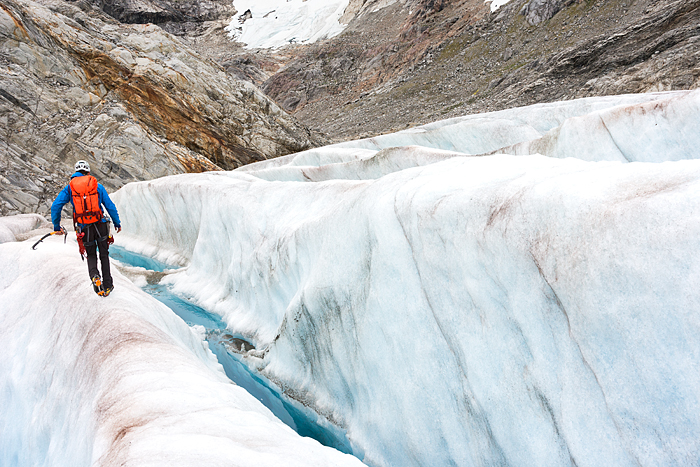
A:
74;160;90;173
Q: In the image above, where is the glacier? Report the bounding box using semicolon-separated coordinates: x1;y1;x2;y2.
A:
112;91;700;466
323;90;693;157
227;0;351;49
2;89;700;466
0;214;50;243
0;238;363;465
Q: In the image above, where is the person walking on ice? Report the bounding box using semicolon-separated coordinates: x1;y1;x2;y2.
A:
51;160;122;296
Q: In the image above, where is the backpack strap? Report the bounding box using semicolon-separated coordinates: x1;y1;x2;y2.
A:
81;222;111;247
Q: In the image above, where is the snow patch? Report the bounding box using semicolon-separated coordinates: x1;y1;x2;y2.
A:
487;0;513;11
227;0;351;49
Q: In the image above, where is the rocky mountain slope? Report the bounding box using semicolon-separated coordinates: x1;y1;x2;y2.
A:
0;0;321;217
261;0;700;142
82;0;700;142
4;0;699;216
32;0;699;144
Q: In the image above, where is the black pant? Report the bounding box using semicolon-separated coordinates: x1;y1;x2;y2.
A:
83;222;113;289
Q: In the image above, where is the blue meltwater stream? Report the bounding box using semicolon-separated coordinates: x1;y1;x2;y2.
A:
109;245;356;457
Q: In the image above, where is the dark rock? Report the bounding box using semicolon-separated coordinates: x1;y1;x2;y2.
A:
85;0;236;25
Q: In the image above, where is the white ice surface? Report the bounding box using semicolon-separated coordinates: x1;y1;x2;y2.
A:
316;91;692;157
236;91;698;184
0;239;363;466
227;0;350;49
114;151;700;467
496;89;700;162
111;90;700;467
5;91;700;467
0;213;50;243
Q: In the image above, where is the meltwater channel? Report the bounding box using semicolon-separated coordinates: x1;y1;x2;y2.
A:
110;245;356;457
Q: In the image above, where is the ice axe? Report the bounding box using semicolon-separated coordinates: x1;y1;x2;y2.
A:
32;227;67;250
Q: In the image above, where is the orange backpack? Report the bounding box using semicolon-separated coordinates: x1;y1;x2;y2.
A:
70;175;103;224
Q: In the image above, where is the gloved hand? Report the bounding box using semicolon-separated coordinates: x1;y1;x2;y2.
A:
115;225;122;233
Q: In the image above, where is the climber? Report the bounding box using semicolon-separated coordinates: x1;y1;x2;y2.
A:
51;160;122;296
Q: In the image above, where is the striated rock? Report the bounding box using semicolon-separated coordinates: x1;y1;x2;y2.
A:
262;0;486;116
519;0;575;26
257;0;700;143
544;0;700;82
89;0;696;146
0;0;322;217
87;0;236;25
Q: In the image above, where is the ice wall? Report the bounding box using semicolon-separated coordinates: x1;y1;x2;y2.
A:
104;90;700;466
234;91;699;184
0;240;364;467
496;89;700;162
236;146;463;182
297;90;692;159
113;149;700;466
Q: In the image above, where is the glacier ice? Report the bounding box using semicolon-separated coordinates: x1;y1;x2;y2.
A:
113;155;700;466
110;91;700;467
495;89;700;162
228;0;350;49
110;245;356;453
236;91;699;183
3;90;700;466
0;240;364;466
0;214;50;243
324;90;693;157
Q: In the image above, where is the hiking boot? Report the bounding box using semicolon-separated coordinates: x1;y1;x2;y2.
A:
92;276;104;296
103;285;114;297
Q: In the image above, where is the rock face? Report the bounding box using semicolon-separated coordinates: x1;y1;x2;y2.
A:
262;0;476;117
0;0;322;217
257;0;700;142
519;0;575;25
81;0;275;87
70;0;699;144
88;0;236;25
86;0;239;55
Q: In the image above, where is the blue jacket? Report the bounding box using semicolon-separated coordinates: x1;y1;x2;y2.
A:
51;172;121;231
